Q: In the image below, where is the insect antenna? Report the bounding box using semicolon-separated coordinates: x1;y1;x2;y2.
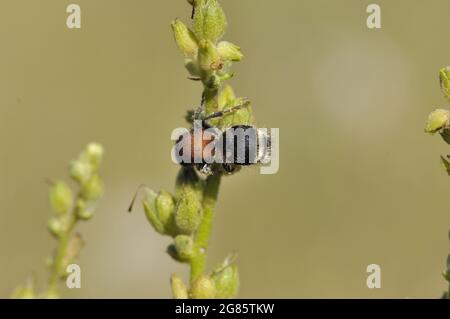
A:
128;184;152;213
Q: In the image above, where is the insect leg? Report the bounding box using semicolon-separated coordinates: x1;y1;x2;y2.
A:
203;99;251;121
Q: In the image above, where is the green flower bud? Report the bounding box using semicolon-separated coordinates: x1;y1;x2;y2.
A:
70;143;103;184
143;190;176;236
86;142;104;168
440;67;450;100
81;174;103;201
203;0;227;43
194;0;227;43
75;199;94;221
171;273;189;299
193;0;205;38
190;275;216;299
47;217;65;238
155;190;176;233
175;166;204;198
69;160;93;185
77;210;94;220
217;41;243;62
174;235;195;261
171;19;199;58
198;39;222;72
211;264;239;298
440;155;450;176
175;189;202;235
425;109;450;134
49;181;73;216
184;59;201;77
143;199;166;235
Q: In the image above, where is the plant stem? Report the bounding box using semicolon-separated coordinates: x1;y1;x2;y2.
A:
190;86;221;283
46;206;79;294
191;174;221;282
204;88;219;114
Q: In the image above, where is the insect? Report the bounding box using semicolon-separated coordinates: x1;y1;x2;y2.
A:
174;98;272;175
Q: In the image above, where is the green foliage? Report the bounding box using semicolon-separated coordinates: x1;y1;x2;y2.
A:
425;68;450;298
12;143;104;299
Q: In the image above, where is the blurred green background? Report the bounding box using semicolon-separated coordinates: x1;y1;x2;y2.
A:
1;0;450;298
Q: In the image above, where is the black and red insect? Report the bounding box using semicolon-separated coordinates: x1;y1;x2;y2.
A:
174;99;271;175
